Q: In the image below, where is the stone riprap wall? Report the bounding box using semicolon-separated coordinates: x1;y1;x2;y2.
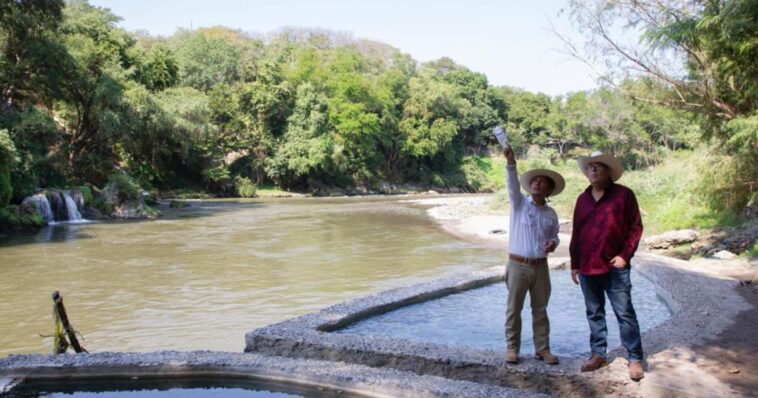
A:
245;254;750;397
0;351;542;398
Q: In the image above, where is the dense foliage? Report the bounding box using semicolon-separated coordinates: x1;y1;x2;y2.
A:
0;0;753;221
569;0;758;215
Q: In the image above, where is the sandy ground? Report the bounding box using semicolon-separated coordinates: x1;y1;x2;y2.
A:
406;194;758;397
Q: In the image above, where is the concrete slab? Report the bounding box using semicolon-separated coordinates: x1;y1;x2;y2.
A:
245;253;750;397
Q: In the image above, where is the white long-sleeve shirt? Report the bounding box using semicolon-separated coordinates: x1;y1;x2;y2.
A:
506;164;560;259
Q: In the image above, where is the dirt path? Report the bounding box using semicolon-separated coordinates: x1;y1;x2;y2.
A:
690;278;758;397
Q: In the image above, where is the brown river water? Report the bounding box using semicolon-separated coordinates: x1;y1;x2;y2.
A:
0;196;505;355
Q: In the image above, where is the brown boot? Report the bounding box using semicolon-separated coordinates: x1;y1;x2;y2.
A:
580;354;607;372
629;360;645;381
535;349;559;365
505;351;519;364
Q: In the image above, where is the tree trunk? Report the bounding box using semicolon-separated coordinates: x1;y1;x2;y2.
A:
52;291;87;353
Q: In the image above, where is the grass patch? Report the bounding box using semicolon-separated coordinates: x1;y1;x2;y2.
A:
256;184;300;197
160;188;215;199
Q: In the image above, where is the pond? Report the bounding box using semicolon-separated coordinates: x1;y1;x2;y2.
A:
337;269;671;356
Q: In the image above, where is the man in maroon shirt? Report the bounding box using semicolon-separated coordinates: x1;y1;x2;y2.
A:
569;151;645;381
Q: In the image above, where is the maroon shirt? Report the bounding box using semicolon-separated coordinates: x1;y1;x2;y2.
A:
570;183;643;276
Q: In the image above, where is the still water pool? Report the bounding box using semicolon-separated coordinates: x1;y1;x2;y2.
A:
6;377;360;398
337;269;671;356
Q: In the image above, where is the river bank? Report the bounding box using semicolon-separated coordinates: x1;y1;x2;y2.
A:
407;193;758;397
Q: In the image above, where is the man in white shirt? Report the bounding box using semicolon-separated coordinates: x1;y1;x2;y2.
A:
503;144;564;365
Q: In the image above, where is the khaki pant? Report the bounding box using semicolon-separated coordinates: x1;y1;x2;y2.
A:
505;259;552;353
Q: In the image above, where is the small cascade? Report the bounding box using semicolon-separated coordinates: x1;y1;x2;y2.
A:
48;191;68;221
66;190;85;213
22;193;55;224
63;192;82;221
22;189;87;224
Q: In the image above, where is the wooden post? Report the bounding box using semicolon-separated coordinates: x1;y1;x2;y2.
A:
52;291;87;353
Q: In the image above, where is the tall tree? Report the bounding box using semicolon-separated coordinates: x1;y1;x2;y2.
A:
567;0;758;213
0;0;66;112
176;32;242;92
55;0;135;183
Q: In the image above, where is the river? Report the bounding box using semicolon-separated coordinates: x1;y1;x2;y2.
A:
0;196;506;355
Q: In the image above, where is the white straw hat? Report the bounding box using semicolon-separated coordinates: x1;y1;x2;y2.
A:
577;151;624;181
519;169;565;197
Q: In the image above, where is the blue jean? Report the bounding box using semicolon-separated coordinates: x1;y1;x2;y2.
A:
579;266;643;361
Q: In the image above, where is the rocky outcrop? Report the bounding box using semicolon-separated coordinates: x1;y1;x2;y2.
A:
100;183;158;219
691;223;758;256
643;229;699;249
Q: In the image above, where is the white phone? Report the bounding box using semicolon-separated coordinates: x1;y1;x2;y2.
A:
493;125;508;149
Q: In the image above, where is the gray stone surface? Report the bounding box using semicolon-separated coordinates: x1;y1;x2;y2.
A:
0;351;541;398
643;229;699;249
2;253;751;397
245;253;750;397
712;250;737;260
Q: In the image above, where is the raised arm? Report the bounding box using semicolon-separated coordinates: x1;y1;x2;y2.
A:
503;146;523;209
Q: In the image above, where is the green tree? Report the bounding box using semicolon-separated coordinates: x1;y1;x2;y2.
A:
136;46;179;91
569;0;758;213
0;108;65;199
267;83;332;187
498;87;551;149
428;58;505;152
208;57;292;186
0;0;66;111
55;0;136;183
0;129;17;207
176;32;242;92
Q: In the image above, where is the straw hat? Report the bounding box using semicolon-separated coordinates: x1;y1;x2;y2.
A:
577;151;623;181
519;169;565;197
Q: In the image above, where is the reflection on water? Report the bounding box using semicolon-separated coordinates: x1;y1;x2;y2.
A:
6;376;359;398
337;269;671;357
0;196;505;355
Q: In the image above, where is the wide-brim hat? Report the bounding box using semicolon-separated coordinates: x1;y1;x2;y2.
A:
519;169;565;197
577;151;624;181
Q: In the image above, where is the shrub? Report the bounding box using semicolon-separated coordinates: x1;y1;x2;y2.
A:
77;185;93;205
0;205;44;231
91;197;114;215
202;164;232;194
0;129;18;207
107;174;141;202
234;176;257;198
697;151;757;216
142;192;158;206
461;156;497;192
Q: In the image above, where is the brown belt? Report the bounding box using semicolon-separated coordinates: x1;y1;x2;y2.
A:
509;254;548;266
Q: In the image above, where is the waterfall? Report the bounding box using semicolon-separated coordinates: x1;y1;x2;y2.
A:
63;192;82;221
22;193;55;224
22;190;86;224
48;191;69;221
66;190;85;213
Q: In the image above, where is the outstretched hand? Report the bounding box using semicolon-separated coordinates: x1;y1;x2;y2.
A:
503;145;515;165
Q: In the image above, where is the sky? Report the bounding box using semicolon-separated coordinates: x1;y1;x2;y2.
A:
88;0;598;96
